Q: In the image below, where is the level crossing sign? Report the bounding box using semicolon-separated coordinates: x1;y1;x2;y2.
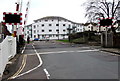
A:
3;12;22;25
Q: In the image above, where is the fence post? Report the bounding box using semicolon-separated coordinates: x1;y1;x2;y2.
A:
0;43;2;81
101;33;103;47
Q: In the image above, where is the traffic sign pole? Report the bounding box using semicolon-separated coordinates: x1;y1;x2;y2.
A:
13;0;20;37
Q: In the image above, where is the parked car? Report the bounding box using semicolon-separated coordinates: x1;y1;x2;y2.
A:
34;38;40;41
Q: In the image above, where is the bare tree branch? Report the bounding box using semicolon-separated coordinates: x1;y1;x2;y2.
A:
83;0;119;33
111;0;115;17
113;1;120;17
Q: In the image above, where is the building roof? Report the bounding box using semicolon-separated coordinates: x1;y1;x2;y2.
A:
24;23;33;27
83;22;97;26
34;16;82;25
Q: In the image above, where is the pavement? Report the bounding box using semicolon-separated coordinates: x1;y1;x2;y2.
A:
1;53;23;81
100;48;120;55
1;41;120;80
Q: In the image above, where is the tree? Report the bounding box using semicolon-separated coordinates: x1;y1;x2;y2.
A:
84;0;120;34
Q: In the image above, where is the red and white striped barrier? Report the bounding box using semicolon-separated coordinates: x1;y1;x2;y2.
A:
24;0;30;26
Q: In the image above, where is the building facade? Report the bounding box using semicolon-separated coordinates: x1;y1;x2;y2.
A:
83;22;107;32
24;16;84;40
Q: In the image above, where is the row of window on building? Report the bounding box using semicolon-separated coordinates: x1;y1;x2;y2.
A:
37;29;65;32
32;24;70;29
38;19;67;22
33;34;67;38
27;29;83;34
27;29;66;34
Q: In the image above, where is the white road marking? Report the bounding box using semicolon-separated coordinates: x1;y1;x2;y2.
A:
13;44;43;79
8;55;27;79
80;47;90;48
28;49;99;55
21;45;26;54
77;49;99;52
100;51;120;56
44;69;50;79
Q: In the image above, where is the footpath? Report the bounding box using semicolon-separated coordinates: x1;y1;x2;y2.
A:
100;48;120;55
2;43;46;81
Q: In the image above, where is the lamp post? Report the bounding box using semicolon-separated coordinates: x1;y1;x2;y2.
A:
57;17;59;40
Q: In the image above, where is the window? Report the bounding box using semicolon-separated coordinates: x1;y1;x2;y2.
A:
34;35;36;38
42;24;44;27
34;25;36;28
27;31;29;34
63;30;66;32
56;35;58;37
49;24;52;26
45;20;48;22
42;35;44;38
49;35;52;37
34;30;36;33
37;30;39;32
69;24;71;27
80;29;82;32
56;24;59;26
56;29;59;32
58;20;61;21
42;30;44;32
27;27;29;29
63;24;65;26
52;20;54;21
49;30;52;32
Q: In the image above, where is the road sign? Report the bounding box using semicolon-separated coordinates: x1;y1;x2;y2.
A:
3;12;22;25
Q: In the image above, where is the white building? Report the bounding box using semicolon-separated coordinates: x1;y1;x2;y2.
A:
83;22;107;32
24;16;84;40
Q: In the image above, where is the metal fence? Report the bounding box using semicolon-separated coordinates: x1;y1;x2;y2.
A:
101;32;114;47
0;36;16;80
101;32;120;48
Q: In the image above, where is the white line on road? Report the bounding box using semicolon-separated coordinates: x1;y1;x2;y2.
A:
21;45;26;54
77;49;99;52
100;51;120;56
28;49;99;55
44;69;50;79
13;44;43;79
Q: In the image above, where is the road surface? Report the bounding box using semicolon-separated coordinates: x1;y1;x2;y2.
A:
6;41;119;80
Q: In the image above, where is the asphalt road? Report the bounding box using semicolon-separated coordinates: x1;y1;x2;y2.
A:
33;41;118;79
6;40;119;80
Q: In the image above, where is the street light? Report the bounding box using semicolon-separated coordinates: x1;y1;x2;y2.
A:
57;17;59;40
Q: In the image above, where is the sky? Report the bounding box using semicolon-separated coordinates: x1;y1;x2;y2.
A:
0;0;87;26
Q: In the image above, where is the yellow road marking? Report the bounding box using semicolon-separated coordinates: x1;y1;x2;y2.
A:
8;54;27;79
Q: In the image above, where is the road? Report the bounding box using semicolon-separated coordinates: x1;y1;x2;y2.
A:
7;41;119;80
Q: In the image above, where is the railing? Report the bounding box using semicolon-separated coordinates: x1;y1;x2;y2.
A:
0;36;16;80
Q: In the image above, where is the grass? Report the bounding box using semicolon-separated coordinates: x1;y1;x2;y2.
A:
25;41;33;44
57;40;69;42
72;38;86;44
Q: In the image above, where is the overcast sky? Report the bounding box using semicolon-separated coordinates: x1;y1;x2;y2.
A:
0;0;87;26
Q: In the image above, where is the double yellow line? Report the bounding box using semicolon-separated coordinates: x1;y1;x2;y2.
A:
8;54;27;80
